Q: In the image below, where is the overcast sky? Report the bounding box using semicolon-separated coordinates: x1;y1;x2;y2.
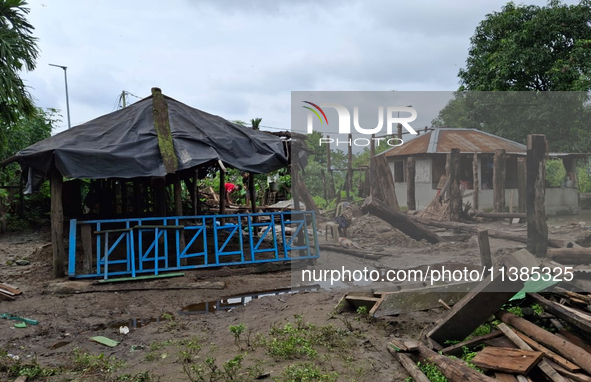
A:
21;0;578;134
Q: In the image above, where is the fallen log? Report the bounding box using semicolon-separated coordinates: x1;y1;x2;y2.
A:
547;248;591;264
495;310;591;375
410;216;565;248
545;360;591;382
387;344;431;382
317;244;383;260
417;344;497;382
473;212;527;219
528;293;591;335
362;196;442;244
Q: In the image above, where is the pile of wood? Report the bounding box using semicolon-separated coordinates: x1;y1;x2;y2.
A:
386;252;591;382
0;282;22;301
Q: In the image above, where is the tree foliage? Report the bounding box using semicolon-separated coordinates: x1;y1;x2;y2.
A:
0;0;39;124
459;0;591;91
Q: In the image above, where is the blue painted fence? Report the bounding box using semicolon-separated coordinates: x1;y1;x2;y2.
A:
68;211;320;279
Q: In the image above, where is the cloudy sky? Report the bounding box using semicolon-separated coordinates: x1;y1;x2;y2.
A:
21;0;577;134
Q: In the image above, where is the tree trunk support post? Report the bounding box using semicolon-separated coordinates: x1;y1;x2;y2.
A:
517;157;526;214
449;148;461;222
527;134;548;257
51;170;65;278
473;152;479;211
493;149;506;213
406;157;416;211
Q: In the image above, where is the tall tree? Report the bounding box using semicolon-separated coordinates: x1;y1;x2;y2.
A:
0;0;39;124
459;1;591;91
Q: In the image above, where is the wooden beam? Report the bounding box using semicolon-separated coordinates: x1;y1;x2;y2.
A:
174;174;186;266
526;134;548;257
406;157;416;211
547;248;591;264
475;212;526;219
493;149;507;213
369;154;400;211
362;195;442;244
496;310;591;375
151;87;178;174
449;148;461;221
387;346;431;382
417;344;497;382
513;330;581;373
478;229;492;269
473;152;479;211
219;168;226;214
51;170;65;278
498;323;568;382
528;293;591;335
427;269;523;345
517;157;526;214
440;331;503;356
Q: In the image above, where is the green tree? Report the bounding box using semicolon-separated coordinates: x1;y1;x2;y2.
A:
251;117;262;130
458;1;591;91
0;0;39;124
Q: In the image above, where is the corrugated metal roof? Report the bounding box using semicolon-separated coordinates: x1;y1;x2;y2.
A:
385;128;526;157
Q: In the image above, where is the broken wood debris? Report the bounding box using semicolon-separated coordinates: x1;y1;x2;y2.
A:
0;282;22;301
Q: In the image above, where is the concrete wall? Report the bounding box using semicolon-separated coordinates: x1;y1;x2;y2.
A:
580;193;591;210
390;157;579;215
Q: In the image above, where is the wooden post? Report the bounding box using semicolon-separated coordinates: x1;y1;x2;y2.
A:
478;229;492;269
193;169;199;215
151;87;178;174
248;172;256;213
219;168;226;214
121;180;128;216
473;152;479;211
526;134;548;257
370;133;375;158
449;148;461;222
397;123;403;141
326;135;334;200
518;157;526;214
493;149;506;213
174;173;186;265
321;169;327;203
346;133;352;199
406;157;416;210
153;178;167;217
51;170;65;278
81;224;93;274
369;154;400;212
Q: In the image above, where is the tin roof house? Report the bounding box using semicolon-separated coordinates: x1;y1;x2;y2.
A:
382;128;584;215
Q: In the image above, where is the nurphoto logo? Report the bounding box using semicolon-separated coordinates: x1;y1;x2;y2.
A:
302;101;418;147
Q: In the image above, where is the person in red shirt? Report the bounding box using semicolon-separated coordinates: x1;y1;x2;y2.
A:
224;182;242;204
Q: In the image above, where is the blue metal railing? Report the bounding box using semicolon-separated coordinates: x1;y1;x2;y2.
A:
68;211;320;279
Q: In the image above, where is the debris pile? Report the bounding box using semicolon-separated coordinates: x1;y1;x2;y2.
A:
0;282;21;301
379;249;591;382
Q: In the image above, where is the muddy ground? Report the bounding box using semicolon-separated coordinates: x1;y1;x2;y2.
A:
0;214;589;381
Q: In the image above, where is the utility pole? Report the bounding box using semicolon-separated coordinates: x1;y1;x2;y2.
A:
121;90;127;108
49;64;71;129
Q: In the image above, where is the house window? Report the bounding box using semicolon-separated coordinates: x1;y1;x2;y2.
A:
394;161;405;182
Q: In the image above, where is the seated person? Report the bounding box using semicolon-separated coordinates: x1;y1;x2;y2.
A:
335;202;353;238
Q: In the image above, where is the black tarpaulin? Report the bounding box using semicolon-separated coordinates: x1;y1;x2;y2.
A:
14;93;288;180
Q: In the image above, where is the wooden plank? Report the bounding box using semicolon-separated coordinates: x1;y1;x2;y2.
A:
476;212;526;219
471;347;543;374
417;344;497;382
478;229;492;269
493;149;507;213
496;310;591;375
97;272;185;284
361;195;442;244
427;269;524;345
388;339;409;353
0;283;21;295
374;281;479;317
441;331;504;356
513;330;582;372
386;346;430;382
498;323;568;382
529;293;591;335
526;134;548;257
51;170;65;278
545;360;591;382
494;373;518;382
486;336;518;349
0;291;15;301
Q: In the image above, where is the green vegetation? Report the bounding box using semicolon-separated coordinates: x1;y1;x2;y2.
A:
277;363;338;382
417;362;448;382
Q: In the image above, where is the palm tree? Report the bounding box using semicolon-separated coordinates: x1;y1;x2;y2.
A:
251;117;262;130
0;0;39;124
